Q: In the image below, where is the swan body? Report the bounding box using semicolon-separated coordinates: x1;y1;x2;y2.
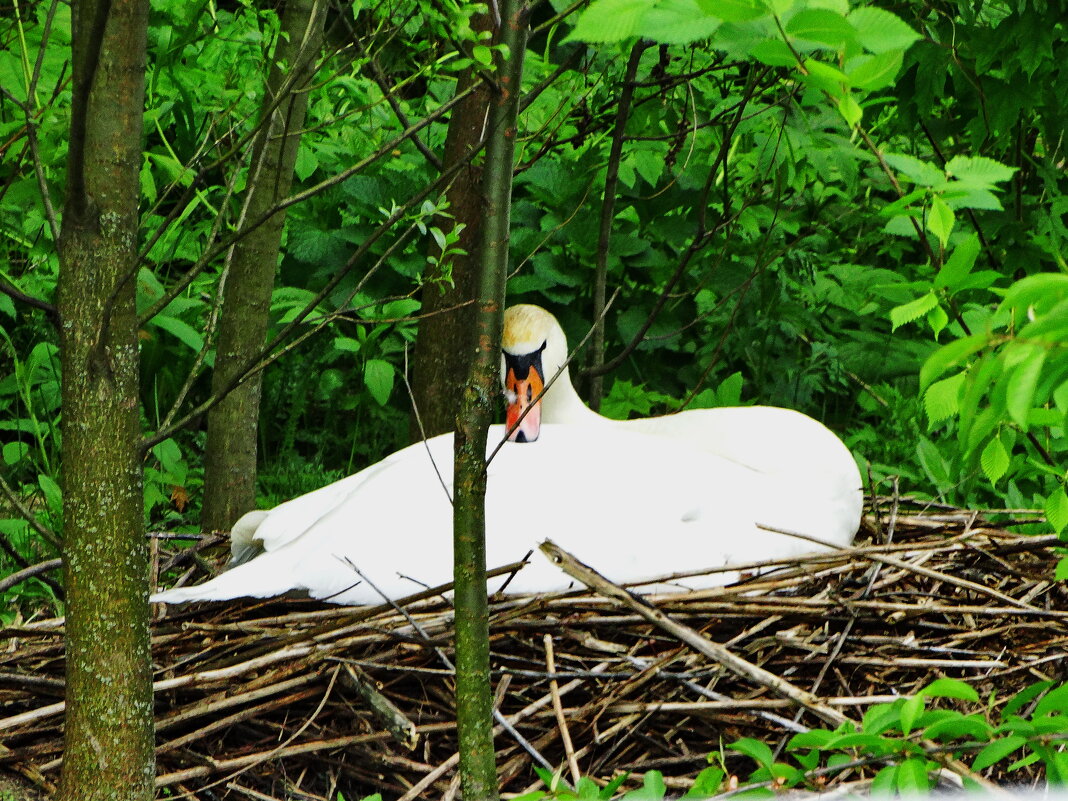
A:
501;304;864;547
153;305;862;607
152;424;849;606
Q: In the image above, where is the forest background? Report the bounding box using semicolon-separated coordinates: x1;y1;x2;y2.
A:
0;0;1067;794
6;0;1067;589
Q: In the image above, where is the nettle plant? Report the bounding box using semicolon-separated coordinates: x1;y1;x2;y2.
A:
918;271;1068;549
733;678;1068;794
878;156;1066;548
516;678;1068;799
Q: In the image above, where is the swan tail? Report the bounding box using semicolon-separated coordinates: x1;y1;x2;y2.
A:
151;554;294;605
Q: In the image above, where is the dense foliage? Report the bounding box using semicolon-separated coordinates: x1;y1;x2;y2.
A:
1;0;1066;604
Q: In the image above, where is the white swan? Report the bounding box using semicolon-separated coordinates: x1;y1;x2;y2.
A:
152;424;851;606
501;304;863;547
152;306;861;607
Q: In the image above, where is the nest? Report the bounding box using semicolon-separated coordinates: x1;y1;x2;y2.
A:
2;498;1067;800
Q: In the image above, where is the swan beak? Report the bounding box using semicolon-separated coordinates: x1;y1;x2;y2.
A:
504;355;545;443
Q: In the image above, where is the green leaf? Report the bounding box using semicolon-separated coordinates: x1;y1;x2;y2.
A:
149;313;205;354
785;9;854;48
364;359;395;406
980;436;1009;485
924;372;964;425
945;155;1017;186
927;195;954;248
39;473;62;519
729;737;774;769
871;764;898;794
879;187;928;217
923;714;992;741
565;0;649;42
945;185;1004;211
848;6;920;54
1045;488;1068;535
920;678;981;702
935;234;981;291
927;304;948;338
883;153;943;186
1005;347;1046;428
472;44;493;65
890;290;938;331
920;334;988;390
643;0;722;43
681;767;725;799
2;441;29;465
1003;681;1055;718
716;372;743;406
972;735;1028;771
621;770;666;800
837;94;862;127
823;732;891;750
294;144;318;181
787;729;835;750
1002;274;1068;316
333;336;361;354
749;39;797;66
1055;557;1068;581
696;0;767;21
1034;684;1068;718
801;58;850;96
846;49;904;91
900;695;924;735
916;437;953;494
895;758;930;793
633;148;665;186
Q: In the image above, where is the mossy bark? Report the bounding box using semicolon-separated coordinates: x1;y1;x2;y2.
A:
201;0;326;532
56;1;153;799
408;12;493;441
452;5;526;799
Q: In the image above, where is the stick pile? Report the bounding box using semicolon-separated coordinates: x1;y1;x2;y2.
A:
2;498;1066;800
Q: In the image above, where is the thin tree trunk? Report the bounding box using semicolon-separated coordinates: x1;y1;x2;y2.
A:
588;42;646;411
452;4;527;799
56;1;152;799
201;0;326;532
409;13;493;441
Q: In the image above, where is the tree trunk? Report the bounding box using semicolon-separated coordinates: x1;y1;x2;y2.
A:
56;1;153;799
201;0;326;532
452;5;526;799
408;13;493;441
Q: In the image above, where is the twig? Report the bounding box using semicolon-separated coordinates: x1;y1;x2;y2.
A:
544;633;581;784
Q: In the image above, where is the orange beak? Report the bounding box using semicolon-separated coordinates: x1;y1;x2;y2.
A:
505;363;544;442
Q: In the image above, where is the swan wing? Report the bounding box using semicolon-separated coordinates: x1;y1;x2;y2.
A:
156;425;820;605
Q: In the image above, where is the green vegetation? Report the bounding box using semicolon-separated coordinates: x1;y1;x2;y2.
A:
516;678;1068;798
3;0;1064;559
0;0;1065;791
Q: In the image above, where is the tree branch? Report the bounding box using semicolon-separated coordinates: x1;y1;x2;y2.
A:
583;65;762;379
0;281;59;324
588;41;649;410
65;0;112;222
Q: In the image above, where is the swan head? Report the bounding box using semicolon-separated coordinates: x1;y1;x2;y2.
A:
501;304;569;442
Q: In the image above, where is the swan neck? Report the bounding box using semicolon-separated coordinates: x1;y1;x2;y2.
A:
542;366;602;424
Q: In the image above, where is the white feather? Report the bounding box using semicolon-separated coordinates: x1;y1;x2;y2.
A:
152;424;853;606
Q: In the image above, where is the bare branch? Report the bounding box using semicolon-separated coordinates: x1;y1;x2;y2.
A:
588;41;649;410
